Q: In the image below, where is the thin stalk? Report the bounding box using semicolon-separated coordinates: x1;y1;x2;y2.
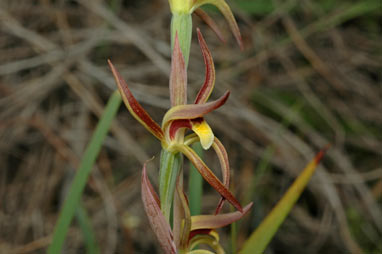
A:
48;91;122;254
76;203;100;254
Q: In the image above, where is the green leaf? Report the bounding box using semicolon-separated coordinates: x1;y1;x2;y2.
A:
48;91;122;254
240;148;328;254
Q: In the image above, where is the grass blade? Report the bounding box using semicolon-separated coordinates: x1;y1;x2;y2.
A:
240;147;328;254
48;91;122;254
76;203;100;254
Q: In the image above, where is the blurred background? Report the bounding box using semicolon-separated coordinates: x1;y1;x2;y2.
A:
0;0;381;253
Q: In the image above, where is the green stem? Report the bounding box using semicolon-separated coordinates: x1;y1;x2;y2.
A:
48;91;122;254
171;12;192;66
159;149;183;222
188;142;203;216
158;10;193;224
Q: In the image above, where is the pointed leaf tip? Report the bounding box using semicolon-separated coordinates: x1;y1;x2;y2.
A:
314;144;331;164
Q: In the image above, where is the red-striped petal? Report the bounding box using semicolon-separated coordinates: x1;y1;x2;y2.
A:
212;137;230;214
108;60;164;140
162;91;230;130
183;135;231;213
176;144;243;212
168;119;192;141
194;29;216;105
170;34;187;106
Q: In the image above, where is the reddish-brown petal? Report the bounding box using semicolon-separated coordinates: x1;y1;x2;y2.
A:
170;34;187;106
108;60;164;140
191;202;253;231
183;135;231;212
194;29;216;105
162;91;230;129
176;144;243;212
141;163;176;253
194;9;226;43
168;119;192;140
212;137;230;214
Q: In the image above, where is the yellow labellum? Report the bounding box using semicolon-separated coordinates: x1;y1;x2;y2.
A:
192;120;214;150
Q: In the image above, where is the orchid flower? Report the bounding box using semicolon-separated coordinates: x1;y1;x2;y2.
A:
109;29;242;214
168;0;243;50
141;163;253;254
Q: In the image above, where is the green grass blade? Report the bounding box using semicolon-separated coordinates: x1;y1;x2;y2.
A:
48;91;122;254
240;148;328;254
76;203;100;254
188;142;203;216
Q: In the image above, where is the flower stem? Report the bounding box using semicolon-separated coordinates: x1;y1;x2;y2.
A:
159;149;182;222
158;9;193;224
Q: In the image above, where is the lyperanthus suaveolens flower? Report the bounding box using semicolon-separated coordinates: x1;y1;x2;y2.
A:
109;29;242;213
141;162;253;254
169;0;243;50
